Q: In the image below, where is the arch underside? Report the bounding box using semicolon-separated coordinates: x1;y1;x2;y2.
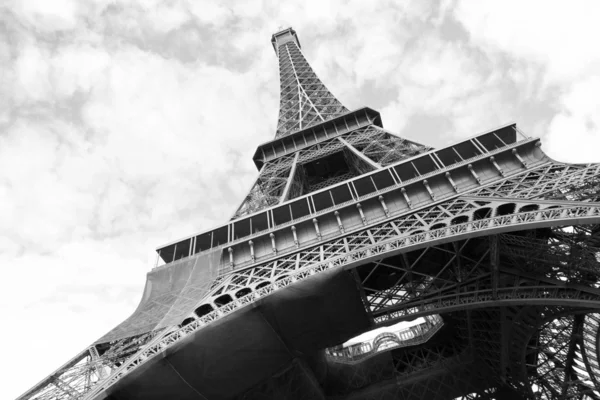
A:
235;223;600;400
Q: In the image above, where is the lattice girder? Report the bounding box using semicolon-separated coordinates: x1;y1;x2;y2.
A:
232;124;431;219
272;29;348;138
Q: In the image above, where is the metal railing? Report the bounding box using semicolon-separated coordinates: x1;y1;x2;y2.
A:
325;315;444;364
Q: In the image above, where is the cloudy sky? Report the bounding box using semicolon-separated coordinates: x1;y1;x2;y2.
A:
2;0;600;398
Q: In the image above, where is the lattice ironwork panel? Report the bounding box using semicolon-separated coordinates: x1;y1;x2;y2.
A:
344;125;432;166
275;40;347;138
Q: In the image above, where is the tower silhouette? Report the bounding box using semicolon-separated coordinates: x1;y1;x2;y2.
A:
18;27;600;400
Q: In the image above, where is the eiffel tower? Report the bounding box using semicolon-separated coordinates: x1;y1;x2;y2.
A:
18;27;600;400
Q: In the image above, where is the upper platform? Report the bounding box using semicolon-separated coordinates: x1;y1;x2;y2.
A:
271;27;302;56
156;123;529;266
253;107;383;169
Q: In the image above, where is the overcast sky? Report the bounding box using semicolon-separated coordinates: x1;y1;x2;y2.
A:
2;1;600;398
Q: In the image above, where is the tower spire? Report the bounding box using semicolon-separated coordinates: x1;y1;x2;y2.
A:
271;27;348;138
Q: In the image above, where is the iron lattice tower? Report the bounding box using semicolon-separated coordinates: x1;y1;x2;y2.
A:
18;28;600;400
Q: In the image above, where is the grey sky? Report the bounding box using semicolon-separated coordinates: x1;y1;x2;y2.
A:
2;1;600;398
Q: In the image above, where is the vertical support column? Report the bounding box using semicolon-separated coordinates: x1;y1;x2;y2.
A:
356;203;367;225
335;211;344;233
499;307;508;382
352;269;375;324
511;148;528;167
248;240;255;263
468;164;482;184
280;152;300;202
466;310;475;358
490;235;499;300
228;247;234;269
270;233;277;255
378;195;389;217
401;188;412;208
445;172;459;193
312;218;322;240
423;180;436;200
490;156;505;177
291;226;299;248
452;241;463;283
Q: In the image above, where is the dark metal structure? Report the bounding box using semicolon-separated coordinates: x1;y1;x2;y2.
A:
18;27;600;400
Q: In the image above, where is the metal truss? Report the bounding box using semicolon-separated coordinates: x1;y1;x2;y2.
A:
238;359;326;400
239;336;475;400
343;126;432;167
231;125;430;218
472;163;600;202
503;306;600;400
18;332;160;400
222;195;600;318
274;35;347;138
453;389;499;400
232;129;349;218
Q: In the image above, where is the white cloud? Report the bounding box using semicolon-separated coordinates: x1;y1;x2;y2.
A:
13;41;52;103
10;0;79;32
453;0;600;82
52;44;112;96
187;1;233;25
544;76;600;162
453;0;600;160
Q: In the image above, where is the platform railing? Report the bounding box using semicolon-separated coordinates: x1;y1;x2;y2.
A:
325;315;444;364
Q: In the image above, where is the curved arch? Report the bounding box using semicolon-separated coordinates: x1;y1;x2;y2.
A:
518;204;539;213
214;294;233;307
194;304;214;318
496;203;516;216
473;207;493;221
507;308;600;397
255;281;271;290
179;317;195;328
429;223;447;231
235;288;252;298
375;292;600;326
372;332;402;351
503;306;596;396
582;314;600;391
451;215;469;225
